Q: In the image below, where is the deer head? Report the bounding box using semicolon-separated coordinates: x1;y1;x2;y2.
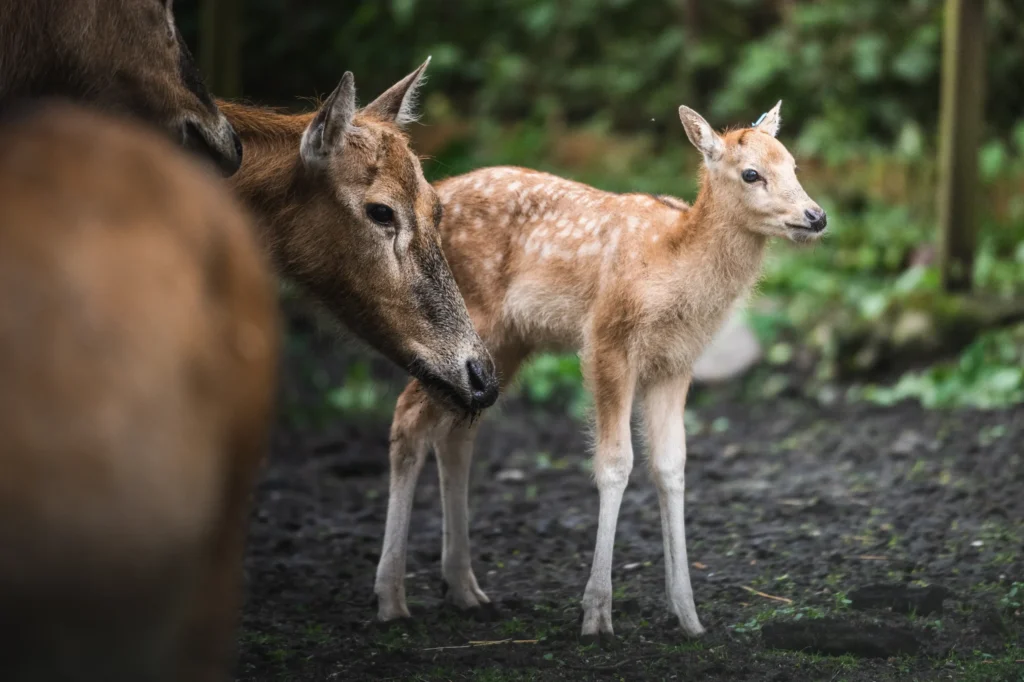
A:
1;0;242;175
679;101;827;243
254;60;499;413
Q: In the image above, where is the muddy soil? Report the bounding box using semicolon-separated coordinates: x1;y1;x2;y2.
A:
236;304;1023;681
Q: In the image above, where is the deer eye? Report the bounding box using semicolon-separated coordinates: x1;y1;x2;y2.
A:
366;203;395;225
742;169;761;184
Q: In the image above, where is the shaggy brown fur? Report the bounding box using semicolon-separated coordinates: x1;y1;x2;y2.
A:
0;102;279;682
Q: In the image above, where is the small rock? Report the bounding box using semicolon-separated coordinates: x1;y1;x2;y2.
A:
496;468;525;482
722;443;743;459
889;429;927;457
762;618;921;658
692;308;762;383
623;562;643;571
891;310;935;347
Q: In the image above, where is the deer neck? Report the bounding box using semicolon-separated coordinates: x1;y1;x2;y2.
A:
686;177;769;293
221;102;314;243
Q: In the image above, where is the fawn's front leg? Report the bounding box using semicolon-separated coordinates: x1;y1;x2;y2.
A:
580;347;636;638
435;344;525;611
642;374;704;636
375;381;438;621
435;421;490;610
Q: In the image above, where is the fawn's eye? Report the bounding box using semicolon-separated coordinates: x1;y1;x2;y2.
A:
366;203;395;225
742;169;761;184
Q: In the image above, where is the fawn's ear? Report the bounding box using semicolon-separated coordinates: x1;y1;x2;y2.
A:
300;71;356;168
361;56;430;127
678;106;724;163
754;100;783;138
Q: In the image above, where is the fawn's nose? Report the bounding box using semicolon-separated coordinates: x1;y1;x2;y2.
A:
804;207;828;232
466;357;499;410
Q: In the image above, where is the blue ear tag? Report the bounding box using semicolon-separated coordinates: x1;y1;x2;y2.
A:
753;112;767;127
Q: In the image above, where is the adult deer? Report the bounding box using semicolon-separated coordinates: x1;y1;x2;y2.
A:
0;102;278;682
374;102;828;638
0;0;242;175
218;59;499;414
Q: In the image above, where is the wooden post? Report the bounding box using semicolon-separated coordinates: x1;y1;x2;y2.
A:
936;0;985;292
200;0;242;99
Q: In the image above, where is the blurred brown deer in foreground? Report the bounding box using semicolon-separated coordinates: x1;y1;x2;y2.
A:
0;0;243;175
0;102;279;682
219;59;499;414
375;102;827;639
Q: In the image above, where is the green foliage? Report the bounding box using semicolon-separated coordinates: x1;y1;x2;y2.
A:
732;603;827;634
1001;582;1023;612
856;325;1024;409
326;361;395;417
514;353;591;420
182;0;1024;156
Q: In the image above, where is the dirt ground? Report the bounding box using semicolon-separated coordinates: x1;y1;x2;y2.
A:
235;304;1023;682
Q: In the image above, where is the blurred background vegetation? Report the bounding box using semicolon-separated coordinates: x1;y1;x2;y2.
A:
180;0;1024;412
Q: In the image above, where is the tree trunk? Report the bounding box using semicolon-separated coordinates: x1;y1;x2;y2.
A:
936;0;986;292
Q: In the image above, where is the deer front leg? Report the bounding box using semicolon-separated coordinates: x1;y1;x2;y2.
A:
375;381;437;621
642;374;704;636
580;349;636;638
435;422;489;610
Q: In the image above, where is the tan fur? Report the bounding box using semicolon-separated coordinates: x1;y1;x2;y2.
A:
0;0;242;175
375;103;826;636
219;62;498;413
0;103;279;681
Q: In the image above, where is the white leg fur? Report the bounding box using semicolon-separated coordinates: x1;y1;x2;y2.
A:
580;379;635;637
436;422;489;609
643;375;704;636
374;433;430;621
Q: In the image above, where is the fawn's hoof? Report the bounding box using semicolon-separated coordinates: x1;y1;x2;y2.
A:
369;614;414;632
579;630;621;650
372;595;413;624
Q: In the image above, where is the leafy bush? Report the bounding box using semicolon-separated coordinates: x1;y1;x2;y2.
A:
179;0;1024;154
855;325;1024;408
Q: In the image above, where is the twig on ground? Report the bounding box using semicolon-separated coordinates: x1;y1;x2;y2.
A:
421;638;538;652
850;555;889;561
740;585;793;604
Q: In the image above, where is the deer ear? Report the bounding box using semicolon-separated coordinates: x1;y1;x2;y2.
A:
678;105;723;163
300;72;356;167
361;56;430;127
163;0;176;39
754;100;783;138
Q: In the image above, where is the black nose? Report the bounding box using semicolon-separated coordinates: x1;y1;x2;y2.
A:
466;358;499;410
804;208;827;232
